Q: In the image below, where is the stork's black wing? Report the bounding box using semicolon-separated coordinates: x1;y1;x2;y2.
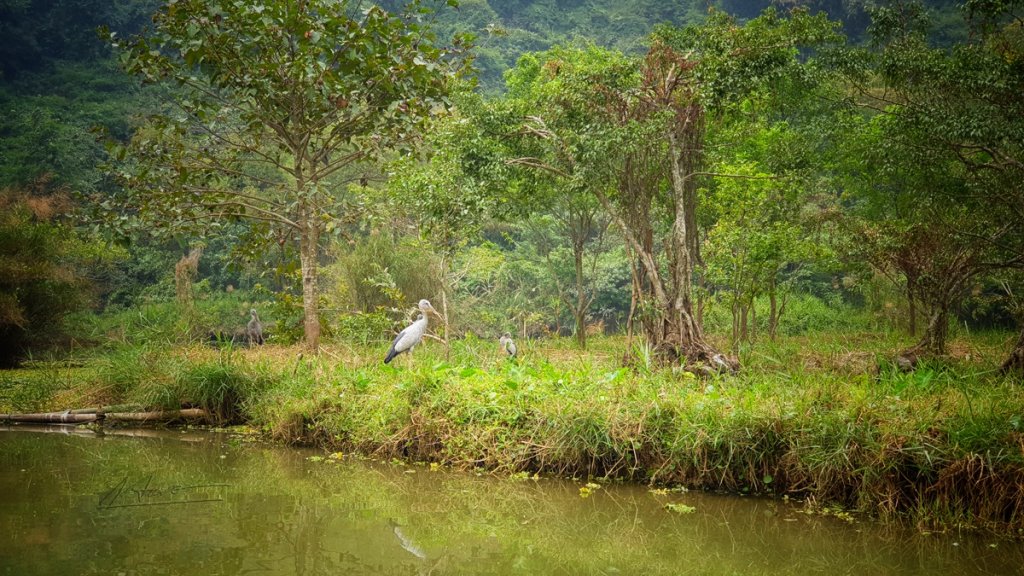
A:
383;329;407;364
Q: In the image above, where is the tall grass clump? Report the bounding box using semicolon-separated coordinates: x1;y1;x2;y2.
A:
68;343;275;424
93;344;174;403
133;349;272;424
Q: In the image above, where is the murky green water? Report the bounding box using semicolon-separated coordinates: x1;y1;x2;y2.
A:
1;427;1021;575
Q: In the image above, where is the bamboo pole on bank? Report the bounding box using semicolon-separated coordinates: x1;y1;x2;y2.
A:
0;412;100;424
1;408;209;425
104;408;208;422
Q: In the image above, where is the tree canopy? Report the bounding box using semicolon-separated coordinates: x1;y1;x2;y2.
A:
106;0;470;349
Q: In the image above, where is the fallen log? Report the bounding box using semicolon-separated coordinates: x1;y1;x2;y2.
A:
0;412;100;424
104;408;209;422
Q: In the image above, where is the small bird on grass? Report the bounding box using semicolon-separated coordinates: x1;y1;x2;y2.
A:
499;332;517;359
384;299;437;366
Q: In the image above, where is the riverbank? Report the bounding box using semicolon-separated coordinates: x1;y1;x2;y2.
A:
2;332;1022;536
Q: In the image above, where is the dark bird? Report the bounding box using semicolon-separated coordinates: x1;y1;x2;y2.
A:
384;299;436;365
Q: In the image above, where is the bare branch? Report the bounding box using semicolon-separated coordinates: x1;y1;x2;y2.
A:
688;171;779;181
506;157;570;178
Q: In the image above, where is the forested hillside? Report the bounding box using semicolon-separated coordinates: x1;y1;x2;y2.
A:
0;0;968;198
0;0;964;191
396;0;967;90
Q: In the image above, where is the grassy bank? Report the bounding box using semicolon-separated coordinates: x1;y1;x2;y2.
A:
2;331;1023;536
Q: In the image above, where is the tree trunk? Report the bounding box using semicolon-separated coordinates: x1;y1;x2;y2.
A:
696;275;706;327
435;252;452;359
574;309;587;349
573;238;587;349
750;299;757;343
907;279;917;337
768;283;779;340
740;304;749;344
731;296;740;350
625;246;639;346
298;220;321;351
440;283;451;360
914;307;949;356
667;127;698;336
601;185;727;370
656;124;732;370
667;127;699;336
999;325;1024;377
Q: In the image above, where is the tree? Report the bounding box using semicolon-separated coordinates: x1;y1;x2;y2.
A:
499;52;621;348
106;0;469;350
704;159;821;346
393;93;623;343
513;204;614;347
840;0;1024;364
387;90;514;350
627;9;839;367
547;193;611;348
506;10;838;370
0;182;107;366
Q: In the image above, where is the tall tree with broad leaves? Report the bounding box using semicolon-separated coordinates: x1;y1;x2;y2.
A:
628;9;839;369
511;9;839;370
500;47;623;350
105;0;470;350
840;0;1024;368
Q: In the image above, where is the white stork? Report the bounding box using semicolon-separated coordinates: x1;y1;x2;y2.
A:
247;309;264;345
384;299;436;365
499;332;517;359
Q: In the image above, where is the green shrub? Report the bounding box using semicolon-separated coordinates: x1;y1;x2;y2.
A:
702;291;873;338
335;309;394;345
323;235;441;314
72;290;275;347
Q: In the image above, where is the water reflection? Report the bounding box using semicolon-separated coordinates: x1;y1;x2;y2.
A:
0;428;1020;575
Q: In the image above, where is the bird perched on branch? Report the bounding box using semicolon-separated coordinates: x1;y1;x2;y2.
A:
384;299;436;365
499;332;517;359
